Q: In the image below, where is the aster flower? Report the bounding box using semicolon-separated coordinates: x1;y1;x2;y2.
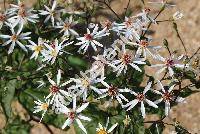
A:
46;70;72;108
90;48;117;77
97;82;130;107
39;0;61;26
151;54;188;77
8;0;25;13
68;71;106;100
8;8;39;27
27;38;47;60
116;16;140;40
111;43;146;76
153;80;185;116
75;24;109;54
0;11;9;29
123;82;158;118
33;99;50;122
96;117;118;134
127;37;161;59
55;16;79;37
0;23;31;54
42;38;73;64
59;96;91;134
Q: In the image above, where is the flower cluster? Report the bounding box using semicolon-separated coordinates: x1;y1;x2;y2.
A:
0;0;197;133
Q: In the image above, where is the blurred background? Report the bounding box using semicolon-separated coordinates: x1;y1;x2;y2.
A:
0;0;199;133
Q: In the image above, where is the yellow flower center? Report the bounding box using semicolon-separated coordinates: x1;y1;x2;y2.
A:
51;49;57;57
34;45;43;52
97;129;107;134
81;79;90;88
41;103;49;110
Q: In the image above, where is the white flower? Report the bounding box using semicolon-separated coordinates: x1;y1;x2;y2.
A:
97;82;130;107
55;16;78;37
96;117;118;134
39;0;61;26
90;48;117;77
151;54;188;77
0;23;31;54
68;71;106;100
75;24;109;54
8;8;39;27
123;82;158;118
111;43;145;76
33;99;50;122
59;96;91;134
42;38;73;64
153;80;185;116
46;70;72;108
27;38;47;60
36;80;45;88
173;11;183;20
8;0;25;13
127;38;161;59
0;11;9;29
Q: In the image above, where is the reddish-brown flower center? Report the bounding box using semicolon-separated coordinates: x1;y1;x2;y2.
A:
68;111;76;120
125;19;132;28
18;9;26;18
162;92;173;102
122;54;132;64
11;34;18;41
0;14;6;22
50;85;59;94
145;8;151;13
136;93;145;102
166;59;175;67
84;34;93;40
63;23;71;30
108;86;118;96
140;40;149;48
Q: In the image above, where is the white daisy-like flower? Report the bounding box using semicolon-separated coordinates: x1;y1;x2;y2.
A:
115;17;140;40
39;0;61;26
33;99;50;122
27;38;47;60
151;54;188;77
55;16;78;37
75;24;109;54
123;82;158;118
90;48;117;77
96;117;118;134
68;71;106;100
127;38;161;59
8;8;39;27
46;70;72;108
111;43;146;76
0;11;9;29
59;96;91;134
153;80;185;116
8;0;25;13
0;23;31;54
97;82;130;107
42;38;73;64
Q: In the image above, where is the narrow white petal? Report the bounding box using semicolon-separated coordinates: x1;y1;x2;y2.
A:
76;102;89;113
76;119;87;134
107;123;118;133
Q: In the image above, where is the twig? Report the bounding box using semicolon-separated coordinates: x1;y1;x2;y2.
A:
190;47;200;60
95;0;122;21
28;116;54;134
124;0;130;19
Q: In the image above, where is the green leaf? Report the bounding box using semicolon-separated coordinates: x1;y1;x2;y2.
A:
1;116;32;134
0;80;17;120
68;55;88;69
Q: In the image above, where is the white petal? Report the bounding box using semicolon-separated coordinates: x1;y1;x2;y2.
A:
62;118;73;129
107;123;118;133
76;102;89;113
57;69;61;85
143;82;152;94
140;101;146;118
78;115;91;121
145;99;158;108
76;119;87;134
